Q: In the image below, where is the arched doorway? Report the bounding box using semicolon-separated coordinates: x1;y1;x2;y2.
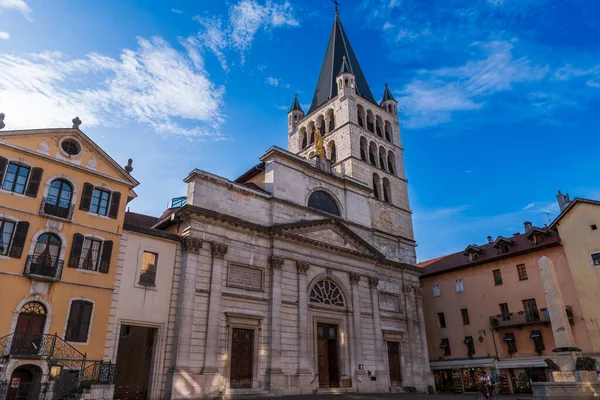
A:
7;365;42;400
12;302;47;356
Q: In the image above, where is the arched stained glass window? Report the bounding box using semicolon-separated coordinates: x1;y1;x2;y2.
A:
310;280;345;307
308;191;340;216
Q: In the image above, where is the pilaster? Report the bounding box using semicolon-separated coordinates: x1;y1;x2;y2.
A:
403;284;416;387
349;272;365;376
296;261;311;375
267;255;285;377
369;276;386;376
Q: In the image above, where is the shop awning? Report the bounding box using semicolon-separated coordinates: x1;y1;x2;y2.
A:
429;357;496;371
496;358;551;369
504;333;515;342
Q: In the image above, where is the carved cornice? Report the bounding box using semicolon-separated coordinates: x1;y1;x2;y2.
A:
269;255;285;269
296;261;310;274
368;276;379;287
349;273;361;284
182;237;203;254
211;243;228;259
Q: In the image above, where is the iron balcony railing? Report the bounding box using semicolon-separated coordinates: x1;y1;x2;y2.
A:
39;196;74;220
24;255;63;280
490;306;574;329
138;269;157;286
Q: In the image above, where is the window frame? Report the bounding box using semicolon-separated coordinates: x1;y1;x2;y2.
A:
464;336;475;355
505;333;517;353
455;278;464;293
437;312;446;328
139;251;158;286
89;188;111;216
493;269;503;286
432;282;441;297
591;252;600;267
500;303;510;321
440;338;451;356
78;237;103;272
461;308;470;325
517;264;528;281
64;299;94;343
0;218;16;257
307;190;341;216
2;162;31;194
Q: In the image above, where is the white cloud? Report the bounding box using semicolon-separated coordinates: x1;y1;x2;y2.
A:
382;22;394;30
0;37;225;137
0;31;9;39
171;8;183;14
191;16;229;71
0;0;32;20
398;40;549;128
265;76;289;88
523;202;535;210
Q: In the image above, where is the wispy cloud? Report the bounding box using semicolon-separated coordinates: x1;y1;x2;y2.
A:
192;0;299;68
523;202;535;210
0;0;32;20
265;76;290;88
0;37;224;137
171;8;183;14
0;31;9;39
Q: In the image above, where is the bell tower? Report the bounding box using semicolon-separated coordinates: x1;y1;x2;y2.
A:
286;11;415;263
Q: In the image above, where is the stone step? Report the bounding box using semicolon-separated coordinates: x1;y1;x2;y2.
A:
223;388;273;399
316;387;356;394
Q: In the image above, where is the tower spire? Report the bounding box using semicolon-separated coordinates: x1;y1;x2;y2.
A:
307;12;376;114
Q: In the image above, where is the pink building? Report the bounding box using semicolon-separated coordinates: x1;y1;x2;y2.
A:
419;223;592;395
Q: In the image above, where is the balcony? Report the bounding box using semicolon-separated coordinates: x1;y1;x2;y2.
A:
23;255;63;281
490;307;574;329
39;196;74;220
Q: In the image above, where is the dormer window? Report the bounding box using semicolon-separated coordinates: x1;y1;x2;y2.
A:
468;252;479;262
463;245;482;262
532;234;544;245
500;244;509;254
526;227;549;246
493;237;514;255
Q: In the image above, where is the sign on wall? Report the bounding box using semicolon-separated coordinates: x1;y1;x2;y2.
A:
379;293;401;312
227;264;264;291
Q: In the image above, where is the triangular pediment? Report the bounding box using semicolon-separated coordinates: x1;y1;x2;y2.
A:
0;128;138;187
272;218;384;258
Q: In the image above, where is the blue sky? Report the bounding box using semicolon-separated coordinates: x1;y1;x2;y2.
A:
1;0;599;262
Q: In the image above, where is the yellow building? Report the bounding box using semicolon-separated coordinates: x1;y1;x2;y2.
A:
550;192;600;355
0;123;137;398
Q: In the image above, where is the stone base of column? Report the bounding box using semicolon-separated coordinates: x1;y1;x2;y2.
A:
200;366;220;374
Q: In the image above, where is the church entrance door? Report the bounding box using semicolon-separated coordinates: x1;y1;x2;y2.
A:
230;328;254;389
317;324;339;388
387;341;402;386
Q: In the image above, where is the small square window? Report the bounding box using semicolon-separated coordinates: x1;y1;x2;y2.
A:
592;224;598;231
517;264;528;280
592;253;600;267
493;269;503;285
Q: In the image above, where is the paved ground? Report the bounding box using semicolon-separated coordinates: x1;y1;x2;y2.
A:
266;394;531;400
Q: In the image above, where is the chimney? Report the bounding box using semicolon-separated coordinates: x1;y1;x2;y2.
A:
524;221;533;232
556;190;572;212
487;236;494;244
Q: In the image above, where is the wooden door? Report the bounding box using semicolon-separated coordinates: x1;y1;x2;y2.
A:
317;324;339;388
13;312;45;355
387;341;402;386
7;368;33;400
230;329;254;388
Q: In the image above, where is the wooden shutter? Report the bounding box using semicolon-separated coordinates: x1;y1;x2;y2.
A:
80;302;93;342
8;221;29;259
99;240;113;273
66;301;81;342
108;192;121;219
0;156;7;184
25;167;43;197
79;183;94;211
68;233;85;268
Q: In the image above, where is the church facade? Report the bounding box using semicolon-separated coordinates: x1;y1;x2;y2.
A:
145;12;434;398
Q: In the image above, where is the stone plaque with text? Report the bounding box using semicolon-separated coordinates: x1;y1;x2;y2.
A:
227;264;263;291
379;293;400;312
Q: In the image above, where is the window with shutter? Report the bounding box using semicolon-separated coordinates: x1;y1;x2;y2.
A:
68;233;85;267
2;162;30;194
25;167;43;197
65;300;93;342
0;156;8;184
99;241;113;273
8;221;29;259
108;192;121;219
455;278;464;293
433;283;441;297
90;188;111;216
79;183;95;211
0;219;16;256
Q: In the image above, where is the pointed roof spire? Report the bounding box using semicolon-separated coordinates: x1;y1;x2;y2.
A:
289;94;304;113
308;13;376;114
381;83;396;103
338;55;352;75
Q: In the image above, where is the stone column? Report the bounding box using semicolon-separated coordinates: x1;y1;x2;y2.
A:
174;237;203;370
201;242;228;374
538;256;579;372
350;273;365;376
296;261;311;374
415;287;433;388
369;276;386;375
268;255;285;376
403;285;416;387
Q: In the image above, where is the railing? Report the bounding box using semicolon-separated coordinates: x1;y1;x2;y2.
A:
39;196;74;220
490;307;574;329
1;333;85;370
138;269;156;286
24;255;63;280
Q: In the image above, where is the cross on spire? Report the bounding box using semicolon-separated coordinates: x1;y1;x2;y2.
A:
331;0;340;14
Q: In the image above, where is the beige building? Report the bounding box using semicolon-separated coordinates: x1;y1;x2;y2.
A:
550;192;600;354
419;222;592;395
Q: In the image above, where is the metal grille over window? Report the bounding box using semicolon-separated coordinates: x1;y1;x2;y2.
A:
310;280;345;307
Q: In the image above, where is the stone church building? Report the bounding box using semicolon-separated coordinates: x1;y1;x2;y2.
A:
112;12;432;399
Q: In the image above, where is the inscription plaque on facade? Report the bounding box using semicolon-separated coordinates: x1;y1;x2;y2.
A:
227;264;263;291
379;293;400;312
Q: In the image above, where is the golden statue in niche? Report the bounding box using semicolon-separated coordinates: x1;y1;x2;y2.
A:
314;128;325;158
